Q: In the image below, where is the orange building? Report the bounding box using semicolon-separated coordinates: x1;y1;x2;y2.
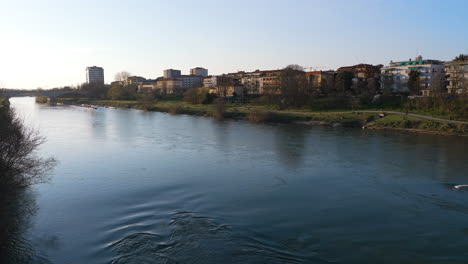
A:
305;71;335;87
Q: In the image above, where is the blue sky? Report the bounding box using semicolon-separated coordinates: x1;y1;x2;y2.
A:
1;0;467;89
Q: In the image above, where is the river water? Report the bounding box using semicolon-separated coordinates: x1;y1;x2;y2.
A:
4;97;468;264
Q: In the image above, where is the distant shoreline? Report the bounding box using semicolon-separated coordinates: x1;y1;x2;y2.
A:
53;98;468;137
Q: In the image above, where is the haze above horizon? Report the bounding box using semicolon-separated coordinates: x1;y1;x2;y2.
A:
1;0;467;89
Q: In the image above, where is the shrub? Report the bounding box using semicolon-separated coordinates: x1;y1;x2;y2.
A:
213;98;226;120
35;96;48;104
183;88;210;104
168;104;183;115
246;109;277;122
136;93;157;111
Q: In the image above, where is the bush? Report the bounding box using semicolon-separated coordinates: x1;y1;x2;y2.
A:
183;88;210;104
168;104;183;115
213;98;226;120
35;96;48;104
246;109;277;122
135;93;157;111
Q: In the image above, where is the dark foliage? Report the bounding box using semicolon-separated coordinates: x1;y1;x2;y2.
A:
0;104;55;191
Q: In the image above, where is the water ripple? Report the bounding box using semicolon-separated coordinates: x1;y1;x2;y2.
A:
103;211;325;264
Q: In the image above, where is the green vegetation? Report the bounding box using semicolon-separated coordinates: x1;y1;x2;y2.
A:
35;96;49;104
183;87;212;104
0;97;9;111
107;82;138;100
366;114;468;135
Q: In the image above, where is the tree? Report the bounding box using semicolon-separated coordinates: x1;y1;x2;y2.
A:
114;71;131;84
366;77;379;95
321;77;335;96
334;71;353;96
353;78;368;95
430;71;447;96
279;65;307;108
79;82;108;99
183;87;210;104
216;76;233;97
0;105;55;190
107;71;137;100
107;82;136;100
284;64;304;71
407;70;421;95
0;81;5;98
454;54;468;62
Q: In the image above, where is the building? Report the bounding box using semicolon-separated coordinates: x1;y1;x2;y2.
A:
86;66;104;84
337;64;382;79
305;71;335;90
128;76;147;85
445;55;468;94
178;75;203;89
190;67;208;77
258;70;283;94
208;78;245;97
380;56;444;95
240;70;264;95
203;76;217;88
137;79;158;93
156;78;183;94
222;69;283;95
163;69;181;79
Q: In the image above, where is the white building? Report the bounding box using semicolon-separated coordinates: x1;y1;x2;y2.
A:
86;66;104;84
381;56;444;95
190;67;208;77
163;69;181;79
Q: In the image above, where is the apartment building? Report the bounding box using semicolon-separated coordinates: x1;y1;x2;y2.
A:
86;66;105;84
259;71;282;94
163;69;181;79
156;78;183;94
380;56;444;95
203;76;217;88
178;75;203;89
445;55;468;94
190;67;208;77
305;71;335;88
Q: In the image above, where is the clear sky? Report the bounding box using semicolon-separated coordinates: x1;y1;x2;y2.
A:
1;0;467;89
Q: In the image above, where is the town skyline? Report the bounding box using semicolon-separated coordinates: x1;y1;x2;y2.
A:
2;0;468;89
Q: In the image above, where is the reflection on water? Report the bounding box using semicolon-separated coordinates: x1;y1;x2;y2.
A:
8;97;468;264
0;189;52;264
273;124;308;168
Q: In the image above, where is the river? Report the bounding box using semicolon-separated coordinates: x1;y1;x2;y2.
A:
4;97;468;264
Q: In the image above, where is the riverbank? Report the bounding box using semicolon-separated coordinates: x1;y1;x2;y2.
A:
55;98;468;136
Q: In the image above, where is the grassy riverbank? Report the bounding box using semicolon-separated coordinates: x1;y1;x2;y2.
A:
56;98;468;136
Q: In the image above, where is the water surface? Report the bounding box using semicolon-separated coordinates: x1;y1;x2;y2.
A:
5;97;468;264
